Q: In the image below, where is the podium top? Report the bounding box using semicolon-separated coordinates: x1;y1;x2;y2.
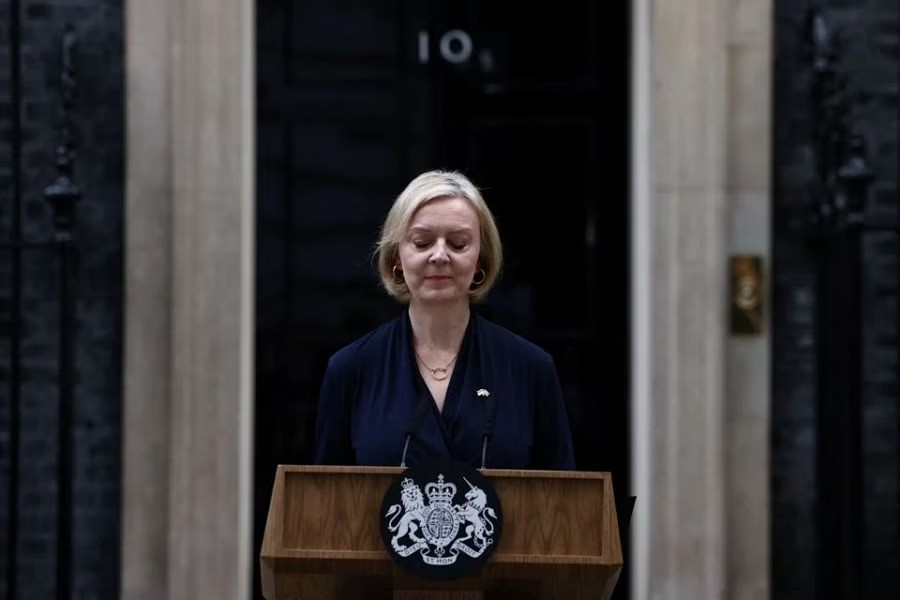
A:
261;464;622;572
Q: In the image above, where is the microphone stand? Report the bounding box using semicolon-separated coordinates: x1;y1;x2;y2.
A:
479;391;498;470
400;389;498;470
400;395;429;468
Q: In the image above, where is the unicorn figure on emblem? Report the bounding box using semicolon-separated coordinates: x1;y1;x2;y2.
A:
454;477;498;550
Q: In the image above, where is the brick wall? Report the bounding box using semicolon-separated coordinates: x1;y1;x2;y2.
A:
0;1;123;598
773;1;899;598
0;1;12;598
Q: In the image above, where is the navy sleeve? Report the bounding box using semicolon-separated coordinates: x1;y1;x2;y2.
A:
531;354;577;470
311;356;355;465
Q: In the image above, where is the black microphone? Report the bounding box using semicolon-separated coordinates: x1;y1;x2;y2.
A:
479;390;498;470
400;394;430;468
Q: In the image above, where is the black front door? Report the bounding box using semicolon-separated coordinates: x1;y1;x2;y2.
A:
255;1;630;596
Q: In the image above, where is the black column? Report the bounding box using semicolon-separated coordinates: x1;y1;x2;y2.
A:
43;24;80;600
809;11;872;596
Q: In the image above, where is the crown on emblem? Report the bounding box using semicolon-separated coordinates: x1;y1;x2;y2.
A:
425;474;456;504
401;477;416;490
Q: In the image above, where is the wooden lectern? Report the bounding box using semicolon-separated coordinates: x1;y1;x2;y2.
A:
260;465;623;600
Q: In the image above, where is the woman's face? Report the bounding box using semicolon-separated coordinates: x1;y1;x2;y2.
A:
397;196;481;306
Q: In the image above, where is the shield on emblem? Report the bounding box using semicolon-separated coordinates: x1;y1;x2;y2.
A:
380;459;503;581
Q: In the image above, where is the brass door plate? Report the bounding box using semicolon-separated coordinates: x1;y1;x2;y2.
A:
730;255;764;334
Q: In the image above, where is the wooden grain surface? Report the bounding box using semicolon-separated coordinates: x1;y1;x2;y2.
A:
260;466;623;599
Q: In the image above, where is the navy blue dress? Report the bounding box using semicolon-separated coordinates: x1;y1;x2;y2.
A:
312;310;576;470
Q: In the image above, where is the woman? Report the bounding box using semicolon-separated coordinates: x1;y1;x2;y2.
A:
312;170;576;470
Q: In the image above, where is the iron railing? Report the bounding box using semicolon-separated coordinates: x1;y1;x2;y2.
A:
808;8;896;600
1;21;80;600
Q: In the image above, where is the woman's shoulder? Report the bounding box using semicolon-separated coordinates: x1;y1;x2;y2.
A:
326;315;403;372
474;313;555;369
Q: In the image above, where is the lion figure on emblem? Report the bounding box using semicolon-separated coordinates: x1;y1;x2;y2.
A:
454;482;497;549
385;478;427;552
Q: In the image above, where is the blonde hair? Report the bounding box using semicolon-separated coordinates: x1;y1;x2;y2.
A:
376;170;502;303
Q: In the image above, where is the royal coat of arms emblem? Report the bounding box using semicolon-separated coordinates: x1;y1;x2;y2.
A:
380;460;503;580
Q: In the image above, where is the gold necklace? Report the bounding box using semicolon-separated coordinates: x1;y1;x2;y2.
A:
414;349;457;381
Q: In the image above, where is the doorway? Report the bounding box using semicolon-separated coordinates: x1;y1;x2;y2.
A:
255;0;630;596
